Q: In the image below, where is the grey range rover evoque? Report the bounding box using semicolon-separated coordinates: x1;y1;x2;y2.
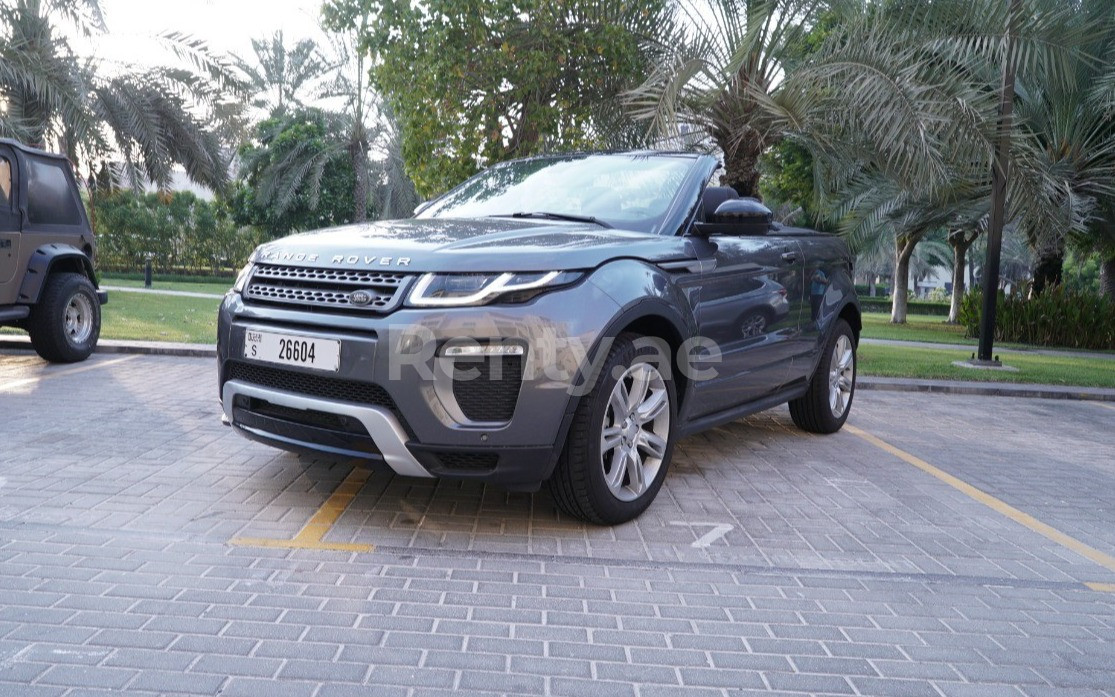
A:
217;151;861;524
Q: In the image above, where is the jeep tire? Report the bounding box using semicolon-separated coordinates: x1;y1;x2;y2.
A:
27;272;101;363
549;333;677;525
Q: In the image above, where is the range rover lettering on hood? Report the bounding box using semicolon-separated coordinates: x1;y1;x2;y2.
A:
257;249;411;267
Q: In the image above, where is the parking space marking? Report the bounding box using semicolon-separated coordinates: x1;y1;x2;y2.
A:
1091;401;1115;412
231;466;374;553
670;521;734;548
845;424;1115;589
0;355;138;391
1085;582;1115;593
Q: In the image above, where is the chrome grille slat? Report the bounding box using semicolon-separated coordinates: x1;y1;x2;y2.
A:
244;263;409;313
252;265;407;287
245;284;395;309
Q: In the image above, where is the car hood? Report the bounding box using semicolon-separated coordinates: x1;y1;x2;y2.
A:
251;217;700;273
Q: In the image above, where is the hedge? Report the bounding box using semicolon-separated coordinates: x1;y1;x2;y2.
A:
959;287;1115;350
91;190;263;273
858;298;952;316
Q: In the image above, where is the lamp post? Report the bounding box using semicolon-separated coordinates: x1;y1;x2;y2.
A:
144;252;155;288
975;0;1021;365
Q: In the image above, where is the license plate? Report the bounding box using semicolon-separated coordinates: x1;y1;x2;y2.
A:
244;330;341;372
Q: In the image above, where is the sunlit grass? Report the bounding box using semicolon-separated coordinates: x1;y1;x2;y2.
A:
859;343;1115;388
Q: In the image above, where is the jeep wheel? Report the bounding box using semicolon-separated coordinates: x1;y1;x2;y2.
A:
549;333;677;525
27;272;101;363
789;318;856;434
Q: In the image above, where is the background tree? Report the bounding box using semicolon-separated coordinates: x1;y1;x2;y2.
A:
0;0;237;190
234;31;332;113
234;11;418;227
230;108;357;237
355;0;669;197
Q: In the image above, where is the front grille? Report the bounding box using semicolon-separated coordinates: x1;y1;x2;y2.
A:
224;361;403;425
437;452;499;472
451;355;523;422
244;263;409;313
241;397;369;435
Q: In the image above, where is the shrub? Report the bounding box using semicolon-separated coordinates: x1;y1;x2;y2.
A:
859;298;952;316
90;190;264;274
960;287;1115;350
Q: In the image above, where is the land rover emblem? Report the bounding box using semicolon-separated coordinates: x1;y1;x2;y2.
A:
349;290;374;306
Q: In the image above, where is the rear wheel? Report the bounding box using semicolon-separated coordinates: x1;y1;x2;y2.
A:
789;319;856;433
27;272;101;363
549;333;677;525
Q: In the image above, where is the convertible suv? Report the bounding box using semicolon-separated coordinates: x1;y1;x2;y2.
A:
218;152;860;524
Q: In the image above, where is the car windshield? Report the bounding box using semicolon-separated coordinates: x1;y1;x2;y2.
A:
417;154;695;233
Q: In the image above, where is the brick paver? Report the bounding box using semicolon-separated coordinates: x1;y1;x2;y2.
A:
1;352;1113;696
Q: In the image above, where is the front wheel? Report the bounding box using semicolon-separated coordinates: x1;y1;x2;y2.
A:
548;333;677;525
789;318;856;434
27;272;101;363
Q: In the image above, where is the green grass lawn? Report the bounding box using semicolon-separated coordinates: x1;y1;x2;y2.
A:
859;343;1115;388
861;312;973;345
100;274;231;296
101;290;221;343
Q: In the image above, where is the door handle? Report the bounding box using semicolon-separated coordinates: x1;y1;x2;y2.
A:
780;251;799;264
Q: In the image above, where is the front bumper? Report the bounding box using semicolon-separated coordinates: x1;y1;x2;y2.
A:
217;281;621;489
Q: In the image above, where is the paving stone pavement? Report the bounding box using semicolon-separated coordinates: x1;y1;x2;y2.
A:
1;351;1114;696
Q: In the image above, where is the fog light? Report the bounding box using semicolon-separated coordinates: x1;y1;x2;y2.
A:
442;344;525;357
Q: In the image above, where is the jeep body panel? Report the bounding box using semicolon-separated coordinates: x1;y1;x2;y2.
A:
0;139;100;310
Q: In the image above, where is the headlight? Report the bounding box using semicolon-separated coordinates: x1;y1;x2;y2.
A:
408;271;582;307
231;262;254;293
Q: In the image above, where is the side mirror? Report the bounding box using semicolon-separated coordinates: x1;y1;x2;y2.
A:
692;198;773;237
713;198;772;234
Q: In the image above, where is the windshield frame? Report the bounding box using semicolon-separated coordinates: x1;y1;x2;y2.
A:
416;152;710;236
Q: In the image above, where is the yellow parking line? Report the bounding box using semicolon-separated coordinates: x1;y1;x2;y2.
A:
231;466;374;553
0;355;139;391
844;424;1115;590
1091;401;1115;412
1085;582;1115;593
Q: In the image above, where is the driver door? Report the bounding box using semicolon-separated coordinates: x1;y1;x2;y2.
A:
685;234;806;417
0;148;19;286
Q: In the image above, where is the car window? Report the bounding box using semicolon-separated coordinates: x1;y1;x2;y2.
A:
26;156;82;226
0;156;10;207
419;154;694;233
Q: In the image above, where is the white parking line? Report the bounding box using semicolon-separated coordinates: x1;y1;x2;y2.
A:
670;521;734;548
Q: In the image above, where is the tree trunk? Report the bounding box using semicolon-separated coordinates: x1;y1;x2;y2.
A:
948;245;966;324
716;131;768;198
947;228;977;324
1100;255;1115;300
350;138;369;223
891;234;919;323
1031;252;1063;296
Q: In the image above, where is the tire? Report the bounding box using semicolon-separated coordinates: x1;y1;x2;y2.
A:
548;333;677;525
27;272;101;363
789;318;856;434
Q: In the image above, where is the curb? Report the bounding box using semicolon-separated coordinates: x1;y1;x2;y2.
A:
857;376;1115;402
0;336;215;358
3;337;1113;403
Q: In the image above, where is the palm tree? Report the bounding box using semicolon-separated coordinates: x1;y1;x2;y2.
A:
625;0;836;196
233;31;332;113
236;17;419;227
0;0;235;190
629;0;1097;321
1014;0;1115;295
